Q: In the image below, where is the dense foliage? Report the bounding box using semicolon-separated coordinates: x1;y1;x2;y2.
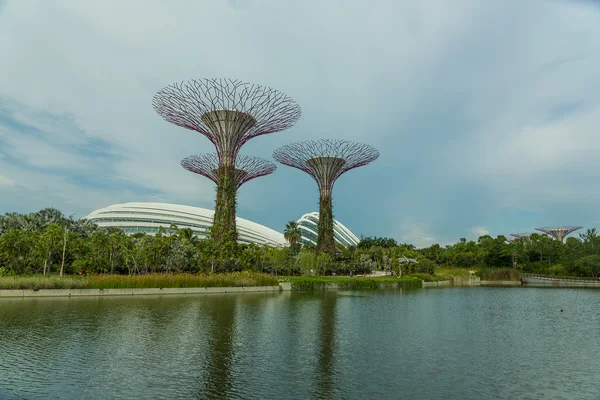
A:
1;208;599;278
420;232;600;277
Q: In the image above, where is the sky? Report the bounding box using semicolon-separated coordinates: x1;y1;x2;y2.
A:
1;0;600;247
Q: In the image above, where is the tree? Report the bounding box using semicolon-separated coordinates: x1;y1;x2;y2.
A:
40;224;63;275
284;221;302;254
575;255;600;278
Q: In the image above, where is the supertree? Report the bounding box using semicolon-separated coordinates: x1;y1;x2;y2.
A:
273;139;379;254
510;233;532;241
153;79;301;244
181;153;276;188
535;226;583;242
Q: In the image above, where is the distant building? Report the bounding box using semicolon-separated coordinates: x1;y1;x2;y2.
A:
296;212;359;248
84;202;286;247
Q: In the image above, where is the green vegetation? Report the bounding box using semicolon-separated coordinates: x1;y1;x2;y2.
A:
0;272;278;290
284;276;422;291
420;230;600;278
212;165;238;249
3;208;600;284
435;267;477;278
477;268;522;281
317;193;335;255
410;273;449;282
0;276;88;290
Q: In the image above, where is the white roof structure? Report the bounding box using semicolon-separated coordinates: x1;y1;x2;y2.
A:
296;212;360;248
84;202;286;247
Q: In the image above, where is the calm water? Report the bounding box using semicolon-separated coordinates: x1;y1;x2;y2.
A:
1;288;600;399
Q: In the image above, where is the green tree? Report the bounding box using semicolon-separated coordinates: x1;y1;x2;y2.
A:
284;221;302;254
40;224;63;275
575;255;600;278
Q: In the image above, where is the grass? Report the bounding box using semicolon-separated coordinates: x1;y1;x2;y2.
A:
435;267;478;278
478;268;522;281
0;276;88;290
281;276;422;291
411;273;450;282
0;272;280;290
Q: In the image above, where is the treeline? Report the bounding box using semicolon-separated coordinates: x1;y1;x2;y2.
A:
1;208;599;277
0;209;431;277
420;232;600;277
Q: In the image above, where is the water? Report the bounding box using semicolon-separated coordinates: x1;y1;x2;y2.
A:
1;287;599;399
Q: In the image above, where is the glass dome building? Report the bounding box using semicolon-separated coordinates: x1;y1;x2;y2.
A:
84;202;286;247
296;212;360;248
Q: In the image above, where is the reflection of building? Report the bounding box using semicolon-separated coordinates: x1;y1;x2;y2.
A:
296;212;359;248
84;202;286;247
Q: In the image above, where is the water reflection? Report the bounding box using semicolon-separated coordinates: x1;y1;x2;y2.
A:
199;296;236;399
314;294;337;400
2;289;600;399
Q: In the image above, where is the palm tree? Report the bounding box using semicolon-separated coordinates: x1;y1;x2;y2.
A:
284;221;302;252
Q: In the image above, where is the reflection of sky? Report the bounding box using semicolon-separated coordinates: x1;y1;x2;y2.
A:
1;290;600;398
1;1;600;245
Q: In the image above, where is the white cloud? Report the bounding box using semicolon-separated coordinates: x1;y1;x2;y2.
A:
471;226;489;239
0;174;15;187
0;0;599;241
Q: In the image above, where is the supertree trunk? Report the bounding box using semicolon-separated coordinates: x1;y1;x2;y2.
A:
182;153;277;250
317;190;335;255
212;164;238;246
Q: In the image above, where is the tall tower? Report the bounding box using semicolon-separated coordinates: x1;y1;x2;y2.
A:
534;226;583;242
153;79;301;245
273;139;379;255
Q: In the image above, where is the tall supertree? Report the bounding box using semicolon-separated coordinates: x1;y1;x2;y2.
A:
273;139;379;255
535;226;583;242
181;153;276;188
153;79;301;244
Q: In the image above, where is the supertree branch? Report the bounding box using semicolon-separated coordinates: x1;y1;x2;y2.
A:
535;226;583;242
272;139;380;194
273;139;379;255
510;233;532;240
153;78;302;163
181;153;277;188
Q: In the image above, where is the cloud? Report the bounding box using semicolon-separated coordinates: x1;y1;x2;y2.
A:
471;226;490;239
0;0;599;245
0;174;15;187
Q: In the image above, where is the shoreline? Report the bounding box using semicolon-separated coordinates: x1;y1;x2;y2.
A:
4;276;600;298
0;285;287;298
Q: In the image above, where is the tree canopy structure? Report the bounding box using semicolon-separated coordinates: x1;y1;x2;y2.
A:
535;226;583;242
510;233;532;240
273;139;379;254
153;79;301;245
181;153;276;188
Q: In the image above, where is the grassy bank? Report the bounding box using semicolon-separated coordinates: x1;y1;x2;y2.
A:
435;267;478;278
477;268;522;281
411;273;451;282
281;276;422;291
0;273;279;290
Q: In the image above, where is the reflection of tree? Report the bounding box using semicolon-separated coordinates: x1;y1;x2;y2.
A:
314;293;337;399
201;296;237;400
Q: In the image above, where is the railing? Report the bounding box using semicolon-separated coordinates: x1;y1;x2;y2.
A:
522;274;600;283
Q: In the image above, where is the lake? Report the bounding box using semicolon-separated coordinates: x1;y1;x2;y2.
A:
1;287;599;399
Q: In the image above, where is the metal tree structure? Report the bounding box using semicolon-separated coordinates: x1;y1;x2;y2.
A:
510;233;532;241
181;153;276;188
535;226;583;242
273;139;379;254
153;79;301;244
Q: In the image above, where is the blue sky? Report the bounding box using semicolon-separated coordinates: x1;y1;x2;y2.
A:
1;0;600;246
